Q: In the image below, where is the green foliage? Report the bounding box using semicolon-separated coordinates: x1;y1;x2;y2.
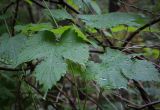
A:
0;12;12;20
0;33;27;65
111;25;160;32
16;29;89;90
15;23;53;35
44;9;73;21
0;0;160;109
79;12;141;29
86;48;160;89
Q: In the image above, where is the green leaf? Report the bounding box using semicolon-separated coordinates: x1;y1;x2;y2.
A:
111;25;160;32
16;30;89;90
15;23;53;35
0;12;12;20
72;0;85;9
72;25;95;45
66;0;79;10
50;25;95;45
0;33;27;66
67;60;86;75
44;9;73;21
79;12;141;29
24;0;33;5
89;1;101;14
50;26;71;39
86;48;160;89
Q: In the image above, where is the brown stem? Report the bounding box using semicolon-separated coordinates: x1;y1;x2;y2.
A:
122;16;160;47
132;80;155;110
31;0;46;8
0;66;30;72
113;93;138;108
26;3;35;23
31;0;80;14
138;100;160;110
55;86;77;110
59;0;80;14
1;2;15;14
12;0;20;36
15;80;22;110
65;76;103;110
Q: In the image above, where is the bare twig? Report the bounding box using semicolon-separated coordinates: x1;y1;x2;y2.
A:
119;1;157;16
113;93;139;108
0;66;30;72
132;80;155;110
26;3;35;23
65;76;103;110
113;93;160;110
31;0;80;14
1;2;15;13
12;0;20;36
59;0;80;14
0;60;41;72
55;85;77;110
31;0;46;8
122;16;160;47
138;100;160;110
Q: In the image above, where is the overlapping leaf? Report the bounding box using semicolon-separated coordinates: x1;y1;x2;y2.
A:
0;33;27;65
86;48;160;89
15;23;53;35
16;29;89;90
79;12;142;29
44;9;73;21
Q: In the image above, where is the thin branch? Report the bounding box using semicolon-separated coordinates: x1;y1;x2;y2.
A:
132;80;155;110
0;66;30;72
113;93;160;110
119;1;157;16
26;3;35;23
42;0;61;4
31;0;80;14
128;100;160;110
0;60;41;72
23;78;43;95
113;93;139;107
122;16;160;47
139;100;160;110
12;0;20;36
59;0;80;14
1;2;15;14
55;85;77;110
65;76;103;110
31;0;46;8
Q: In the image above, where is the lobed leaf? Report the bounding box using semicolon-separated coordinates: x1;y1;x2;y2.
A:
16;29;89;90
86;48;160;89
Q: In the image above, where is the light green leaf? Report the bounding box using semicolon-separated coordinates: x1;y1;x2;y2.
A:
111;25;160;32
16;29;89;90
15;23;53;35
25;0;33;5
50;26;71;39
66;0;79;10
50;25;95;45
86;48;160;89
